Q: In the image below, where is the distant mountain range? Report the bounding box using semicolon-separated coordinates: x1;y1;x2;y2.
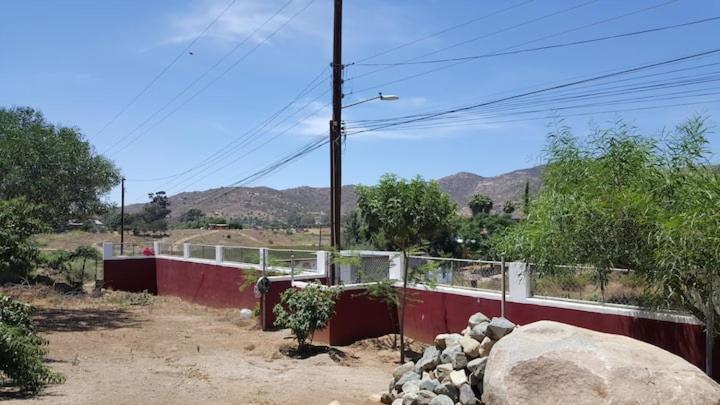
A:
129;165;544;223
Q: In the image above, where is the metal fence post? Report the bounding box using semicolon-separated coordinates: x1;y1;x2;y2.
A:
501;257;507;318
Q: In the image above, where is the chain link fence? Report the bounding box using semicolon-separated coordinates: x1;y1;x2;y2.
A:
267;249;318;274
530;266;649;306
408;256;505;292
223;246;261;265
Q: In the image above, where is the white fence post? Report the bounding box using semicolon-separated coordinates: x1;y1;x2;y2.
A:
508;262;531;303
316;250;329;276
103;242;114;260
259;248;268;270
389;252;404;281
215;246;224;264
153;241;161;255
183;243;190;259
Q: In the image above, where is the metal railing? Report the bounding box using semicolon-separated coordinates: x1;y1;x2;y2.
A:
188;244;216;261
223;246;260;265
341;252;392;284
530;265;649;307
267;248;318;274
111;243;155;257
409;256;506;292
157;242;184;257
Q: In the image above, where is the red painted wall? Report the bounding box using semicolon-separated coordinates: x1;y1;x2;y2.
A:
402;288;719;380
315;288;397;346
155;258;257;309
103;258;157;293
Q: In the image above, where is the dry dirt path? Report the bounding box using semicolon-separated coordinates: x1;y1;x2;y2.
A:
1;289;397;405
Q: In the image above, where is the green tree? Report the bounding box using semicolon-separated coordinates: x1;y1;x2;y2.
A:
0;107;120;229
502;200;516;215
0;295;64;393
458;212;515;259
0;199;46;280
178;208;204;223
133;192;171;235
356;174;456;362
273;284;340;351
468;194;494;216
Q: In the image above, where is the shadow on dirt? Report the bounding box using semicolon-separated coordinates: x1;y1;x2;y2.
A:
34;307;144;333
279;343;358;364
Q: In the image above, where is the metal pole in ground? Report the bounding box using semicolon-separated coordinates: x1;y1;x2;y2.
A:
501;257;507;318
120;177;125;255
707;286;715;376
328;0;343;286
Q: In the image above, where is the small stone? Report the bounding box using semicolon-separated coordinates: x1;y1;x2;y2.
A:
394;362;416;381
392;398;404;405
328;401;341;405
415;346;440;372
449;370;467;387
461;326;470;336
468;312;490;328
466;357;487;374
402;380;420;394
402;393;418;405
459;335;481;359
368;393;382;403
440;345;467;369
381;392;395;404
433;383;459;402
434;333;462;349
434;363;453;381
468;322;488;341
428;394;454;405
419;378;440;392
415;390;437;405
395;371;421;391
485;317;516;340
239;308;253;319
478;336;495;357
458;383;478;405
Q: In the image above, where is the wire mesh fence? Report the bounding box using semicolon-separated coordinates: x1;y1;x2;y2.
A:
111;243;155;257
408;256;505;292
187;244;216;261
341;253;391;284
530;266;649;306
157;243;184;257
267;249;318;273
223;246;261;265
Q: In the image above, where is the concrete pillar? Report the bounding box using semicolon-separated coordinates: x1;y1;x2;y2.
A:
389;252;404;281
153;241;161;256
103;242;114;260
316;250;329;276
508;262;531;303
215;246;224;264
183;243;190;259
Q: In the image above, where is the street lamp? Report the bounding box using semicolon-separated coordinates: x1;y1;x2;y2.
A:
342;92;400;109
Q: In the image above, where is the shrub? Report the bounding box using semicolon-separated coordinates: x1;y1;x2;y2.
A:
0;295;63;393
273;284;339;350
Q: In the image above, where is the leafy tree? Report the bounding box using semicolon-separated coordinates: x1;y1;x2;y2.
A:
502;200;516;215
178;208;204;223
0;107;120;229
496;117;718;331
468;194;494;216
356;174;456;362
458;212;515;259
133;191;171;235
0;295;64;393
43;245;101;288
342;210;370;247
523;180;530;213
0;199;46;280
273;284;340;351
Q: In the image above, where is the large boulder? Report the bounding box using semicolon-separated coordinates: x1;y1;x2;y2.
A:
483;320;720;405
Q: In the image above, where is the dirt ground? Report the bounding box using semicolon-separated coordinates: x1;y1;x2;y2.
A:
0;286;406;405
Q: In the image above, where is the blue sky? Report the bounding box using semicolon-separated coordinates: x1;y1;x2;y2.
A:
2;0;719;204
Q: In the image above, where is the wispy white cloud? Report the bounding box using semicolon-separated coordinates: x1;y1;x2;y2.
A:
161;0;325;48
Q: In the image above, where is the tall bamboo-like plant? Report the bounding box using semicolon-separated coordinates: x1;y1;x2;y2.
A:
356;174;456;363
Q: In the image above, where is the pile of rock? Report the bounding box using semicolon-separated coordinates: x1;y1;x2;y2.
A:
382;313;515;405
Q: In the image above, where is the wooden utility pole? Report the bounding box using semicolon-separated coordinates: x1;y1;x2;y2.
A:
120;177;126;255
329;0;343;284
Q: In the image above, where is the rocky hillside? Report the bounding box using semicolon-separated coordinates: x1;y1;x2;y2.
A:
130;166;543;223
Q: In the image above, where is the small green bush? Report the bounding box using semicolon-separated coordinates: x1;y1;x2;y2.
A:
0;295;63;393
273;284;339;350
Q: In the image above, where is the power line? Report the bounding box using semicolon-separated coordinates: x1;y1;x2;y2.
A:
92;0;238;139
353;16;720;67
103;0;315;157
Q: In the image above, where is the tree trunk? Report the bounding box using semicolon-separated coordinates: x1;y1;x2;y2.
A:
399;250;408;364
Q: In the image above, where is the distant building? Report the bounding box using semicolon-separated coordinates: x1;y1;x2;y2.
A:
208;223;229;230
